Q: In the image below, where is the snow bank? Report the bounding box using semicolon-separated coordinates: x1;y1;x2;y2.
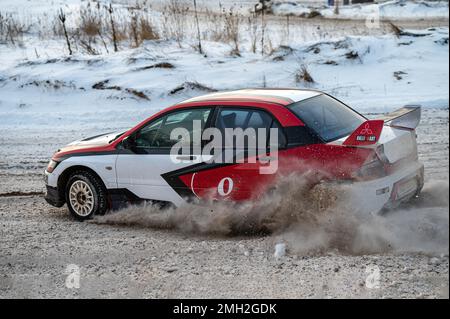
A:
271;0;449;20
1;28;448;132
0;1;448;136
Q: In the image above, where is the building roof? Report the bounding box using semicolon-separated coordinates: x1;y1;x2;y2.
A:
178;89;322;106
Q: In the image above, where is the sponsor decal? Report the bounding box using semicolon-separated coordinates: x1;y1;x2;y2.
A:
356;123;377;143
217;177;234;196
170;120;279;174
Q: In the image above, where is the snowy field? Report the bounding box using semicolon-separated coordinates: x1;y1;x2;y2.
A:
0;0;448;195
1;1;448;187
0;0;448;190
3;0;446;18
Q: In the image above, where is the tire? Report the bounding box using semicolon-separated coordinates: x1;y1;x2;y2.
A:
65;170;108;221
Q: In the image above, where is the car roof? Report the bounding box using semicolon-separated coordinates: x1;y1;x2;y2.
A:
178;88;322;106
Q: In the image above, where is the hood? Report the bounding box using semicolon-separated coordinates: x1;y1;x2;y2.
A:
54;131;124;158
67;131;124;147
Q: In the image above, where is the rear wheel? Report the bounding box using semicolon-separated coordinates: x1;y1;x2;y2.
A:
65;170;108;221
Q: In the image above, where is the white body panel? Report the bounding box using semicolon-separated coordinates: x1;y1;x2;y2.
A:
114;154;213;206
333;125;417;163
46;155;118;189
67;131;123;147
181;89;321;104
378;126;417;163
381;106;421;130
115;154;189;205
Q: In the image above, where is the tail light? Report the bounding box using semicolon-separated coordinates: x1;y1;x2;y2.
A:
352;149;386;181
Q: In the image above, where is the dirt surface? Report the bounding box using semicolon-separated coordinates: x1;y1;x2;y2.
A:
0;194;448;299
261;16;450;33
0;109;448;299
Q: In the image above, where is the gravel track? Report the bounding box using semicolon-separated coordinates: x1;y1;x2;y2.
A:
0;109;448;299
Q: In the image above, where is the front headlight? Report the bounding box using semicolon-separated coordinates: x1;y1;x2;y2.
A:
46;160;60;173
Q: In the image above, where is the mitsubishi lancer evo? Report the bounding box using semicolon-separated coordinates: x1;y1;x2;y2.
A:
44;89;424;220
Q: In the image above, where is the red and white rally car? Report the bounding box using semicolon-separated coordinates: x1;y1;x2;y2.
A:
44;89;424;220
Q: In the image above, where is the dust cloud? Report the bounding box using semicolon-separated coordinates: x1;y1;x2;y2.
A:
94;174;449;256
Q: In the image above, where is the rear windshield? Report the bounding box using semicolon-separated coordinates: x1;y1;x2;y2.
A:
288;94;366;142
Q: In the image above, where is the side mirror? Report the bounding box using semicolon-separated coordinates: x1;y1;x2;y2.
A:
121;135;135;150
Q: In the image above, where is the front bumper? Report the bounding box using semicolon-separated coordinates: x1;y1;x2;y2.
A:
346;161;424;214
44;171;65;207
45;185;65;207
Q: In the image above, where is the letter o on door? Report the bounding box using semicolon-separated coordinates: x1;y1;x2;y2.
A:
218;177;234;196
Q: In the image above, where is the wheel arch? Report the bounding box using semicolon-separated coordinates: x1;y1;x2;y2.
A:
57;165;108;201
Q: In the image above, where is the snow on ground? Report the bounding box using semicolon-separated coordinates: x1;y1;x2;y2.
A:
0;0;257;15
1;0;82;14
4;1;447;20
1;28;448;131
271;0;449;20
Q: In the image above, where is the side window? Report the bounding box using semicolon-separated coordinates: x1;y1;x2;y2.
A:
215;108;285;149
270;120;287;149
216;110;249;130
134;108;211;150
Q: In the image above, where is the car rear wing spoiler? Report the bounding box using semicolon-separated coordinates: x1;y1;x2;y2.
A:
378;105;422;130
342;106;421;147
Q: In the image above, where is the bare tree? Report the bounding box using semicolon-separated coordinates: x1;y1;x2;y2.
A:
224;8;241;56
130;12;139;47
108;3;118;52
247;13;258;54
286;15;290;43
162;0;189;48
193;0;203;54
58;9;72;55
257;0;271;55
0;12;28;46
260;5;266;56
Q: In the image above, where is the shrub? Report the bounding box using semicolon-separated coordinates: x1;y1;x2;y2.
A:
224;8;241;56
0;12;29;46
295;65;315;84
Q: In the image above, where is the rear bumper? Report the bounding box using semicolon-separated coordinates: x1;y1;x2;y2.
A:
348;161;424;214
383;165;424;209
44;185;65;207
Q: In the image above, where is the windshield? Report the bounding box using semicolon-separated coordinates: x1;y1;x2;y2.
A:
287;94;366;142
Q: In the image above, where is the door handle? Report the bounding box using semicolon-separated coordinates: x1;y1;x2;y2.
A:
258;156;277;161
176;155;197;161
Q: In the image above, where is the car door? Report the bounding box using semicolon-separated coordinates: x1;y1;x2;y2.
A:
115;107;213;206
177;107;287;201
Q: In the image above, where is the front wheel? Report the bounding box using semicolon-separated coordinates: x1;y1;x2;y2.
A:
65;170;108;221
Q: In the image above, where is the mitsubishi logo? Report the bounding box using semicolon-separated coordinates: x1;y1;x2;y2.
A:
360;123;374;135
